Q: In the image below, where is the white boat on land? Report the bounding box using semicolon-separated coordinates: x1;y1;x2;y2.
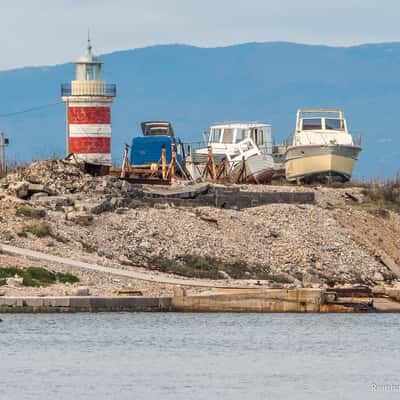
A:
285;109;362;183
192;122;275;183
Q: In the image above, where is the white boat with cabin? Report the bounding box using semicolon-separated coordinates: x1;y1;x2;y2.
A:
285;109;362;183
192;122;275;183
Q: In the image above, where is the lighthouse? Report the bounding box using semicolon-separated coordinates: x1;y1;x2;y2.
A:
61;38;116;172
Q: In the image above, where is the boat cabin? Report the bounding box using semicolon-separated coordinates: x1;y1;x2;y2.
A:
294;109;354;146
204;123;273;161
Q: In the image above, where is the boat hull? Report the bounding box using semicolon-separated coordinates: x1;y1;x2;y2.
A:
285;145;361;183
241;153;275;184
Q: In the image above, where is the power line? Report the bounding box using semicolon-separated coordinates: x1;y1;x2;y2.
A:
0;101;63;118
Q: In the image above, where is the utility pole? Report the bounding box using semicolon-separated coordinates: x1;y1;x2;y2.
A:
0;132;9;178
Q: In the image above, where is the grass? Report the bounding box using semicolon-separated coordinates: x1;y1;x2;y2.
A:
360;176;400;214
23;222;51;238
0;266;79;287
18;222;67;243
148;254;290;281
326;176;400;216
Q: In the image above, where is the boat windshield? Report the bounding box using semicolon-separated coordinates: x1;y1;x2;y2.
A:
222;128;234;144
211;128;221;143
302;119;322;130
325;118;345;131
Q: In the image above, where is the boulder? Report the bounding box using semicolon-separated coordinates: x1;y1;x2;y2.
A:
373;272;385;282
302;273;321;285
0;289;6;296
218;270;232;280
30;192;49;200
66;211;93;226
71;287;90;296
74;199;112;215
6;276;24;287
7;182;29;198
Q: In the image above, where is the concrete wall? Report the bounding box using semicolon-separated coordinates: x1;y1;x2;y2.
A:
171;289;324;312
142;187;315;210
0;297;172;313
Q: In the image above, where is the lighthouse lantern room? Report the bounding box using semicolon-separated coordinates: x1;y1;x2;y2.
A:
61;38;116;172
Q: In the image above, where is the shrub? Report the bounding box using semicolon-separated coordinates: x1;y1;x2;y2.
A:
23;222;51;238
361;176;400;213
0;267;21;279
22;267;57;287
148;254;272;280
0;266;79;287
56;272;79;284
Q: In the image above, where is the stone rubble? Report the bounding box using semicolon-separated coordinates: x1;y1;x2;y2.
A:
0;159;399;296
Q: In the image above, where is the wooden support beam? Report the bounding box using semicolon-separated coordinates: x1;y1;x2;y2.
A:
161;146;167;180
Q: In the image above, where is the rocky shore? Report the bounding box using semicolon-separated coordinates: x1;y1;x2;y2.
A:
0;159;399;297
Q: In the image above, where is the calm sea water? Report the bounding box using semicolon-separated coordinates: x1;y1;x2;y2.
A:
0;313;399;400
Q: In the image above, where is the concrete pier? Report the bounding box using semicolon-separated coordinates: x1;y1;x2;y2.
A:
0;288;392;313
0;296;172;313
172;288;324;313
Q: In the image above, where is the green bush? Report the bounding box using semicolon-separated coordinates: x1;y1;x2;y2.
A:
0;267;21;279
23;267;57;287
0;266;79;287
56;272;79;284
23;222;51;238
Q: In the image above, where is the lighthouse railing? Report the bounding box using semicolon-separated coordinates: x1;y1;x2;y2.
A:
61;83;116;97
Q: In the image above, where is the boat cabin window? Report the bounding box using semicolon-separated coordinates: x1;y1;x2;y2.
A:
251;129;264;145
211;128;221;143
222;128;234;144
325;118;345;131
236;129;247;142
302;118;322;130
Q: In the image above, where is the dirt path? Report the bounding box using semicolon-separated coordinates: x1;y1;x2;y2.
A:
0;243;228;288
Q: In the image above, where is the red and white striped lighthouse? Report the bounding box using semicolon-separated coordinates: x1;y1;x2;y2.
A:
61;38;116;168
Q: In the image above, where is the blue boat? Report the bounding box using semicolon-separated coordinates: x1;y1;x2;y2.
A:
130;121;185;167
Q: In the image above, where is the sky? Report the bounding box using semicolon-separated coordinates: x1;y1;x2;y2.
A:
0;0;399;70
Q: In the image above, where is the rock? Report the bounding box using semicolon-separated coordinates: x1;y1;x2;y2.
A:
218;270;232;280
28;183;50;195
302;273;321;285
0;289;6;296
7;181;29;198
154;203;170;209
15;205;46;218
139;241;152;250
373;272;384;282
173;286;186;297
115;207;129;214
75;199;112;215
6;276;24;287
372;285;387;295
379;254;400;278
30;192;49;200
118;255;132;265
66;211;93;226
71;287;90;296
35;196;74;210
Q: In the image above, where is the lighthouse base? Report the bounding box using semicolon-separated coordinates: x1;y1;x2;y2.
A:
65;153;110;177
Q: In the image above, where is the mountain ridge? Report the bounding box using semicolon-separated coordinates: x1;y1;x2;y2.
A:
1;41;399;178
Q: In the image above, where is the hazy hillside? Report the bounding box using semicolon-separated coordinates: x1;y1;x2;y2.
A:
1;42;400;178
